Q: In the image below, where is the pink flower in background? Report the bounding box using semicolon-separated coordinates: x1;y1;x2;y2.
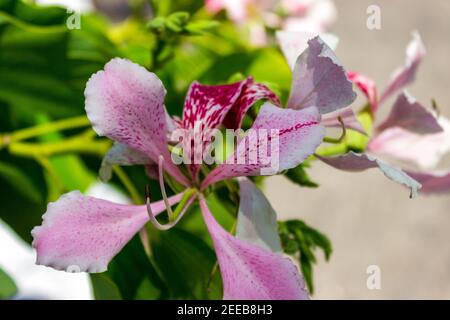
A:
348;33;450;195
32;45;355;298
205;0;336;45
277;31;424;197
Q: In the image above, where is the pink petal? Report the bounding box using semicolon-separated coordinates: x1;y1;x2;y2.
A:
379;32;426;104
222;79;280;130
205;0;251;23
287;36;356;114
183;78;279;131
347;71;378;113
376;92;442;135
32;191;184;273
99;143;153;182
182;80;246;130
316;152;421;198
404;170;450;195
201;103;325;188
368;117;450;170
236;178;282;252
199;197;308;300
276;30;339;70
321;106;366;135
85;58;189;186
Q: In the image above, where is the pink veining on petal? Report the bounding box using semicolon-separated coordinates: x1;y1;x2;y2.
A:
202;103;324;189
199;196;308;300
32;191;184;273
85;58;189;186
347;71;378;113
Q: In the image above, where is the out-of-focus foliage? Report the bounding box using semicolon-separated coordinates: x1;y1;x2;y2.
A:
0;266;17;299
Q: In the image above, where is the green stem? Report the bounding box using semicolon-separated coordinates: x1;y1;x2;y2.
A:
113;166;143;204
0;116;90;148
171;188;197;218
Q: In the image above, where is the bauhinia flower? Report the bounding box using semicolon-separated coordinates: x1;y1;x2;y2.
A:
276;31;422;197
346;32;450;195
32;36;358;299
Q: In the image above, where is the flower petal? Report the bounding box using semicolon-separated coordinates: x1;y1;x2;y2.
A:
199;196;308;300
32;191;184;273
404;170;450;195
222;79;280;130
347;71;378;113
379;32;426;104
321;106;366;135
376;92;442;134
85;58;189;186
276;30;339;70
287;36;356;114
236;177;282;252
316;151;422;198
99;143;153;182
202;103;325;188
182;80;246;130
368;117;450;169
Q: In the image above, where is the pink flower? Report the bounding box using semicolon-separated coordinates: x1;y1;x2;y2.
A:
32;42;353;298
277;32;424;197
205;0;337;45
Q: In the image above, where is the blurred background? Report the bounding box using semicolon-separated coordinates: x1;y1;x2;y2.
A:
269;0;450;299
0;0;449;299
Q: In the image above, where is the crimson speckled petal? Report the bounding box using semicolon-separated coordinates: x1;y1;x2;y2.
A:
32;191;184;273
182;80;247;130
199;197;308;300
85;58;189;186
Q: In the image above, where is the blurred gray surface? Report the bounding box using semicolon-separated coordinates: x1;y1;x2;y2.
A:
267;0;450;299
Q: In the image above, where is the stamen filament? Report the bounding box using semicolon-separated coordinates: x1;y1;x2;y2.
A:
158;155;176;221
323;116;347;144
145;185;197;231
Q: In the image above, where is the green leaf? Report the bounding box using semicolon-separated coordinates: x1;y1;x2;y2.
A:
0;266;17;299
278;219;333;294
284;164;319;188
150;226;221;299
0;160;42;203
105;236;167;300
90;274;122;300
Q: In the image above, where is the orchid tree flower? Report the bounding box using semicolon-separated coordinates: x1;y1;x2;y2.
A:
31;45;357;299
205;0;336;46
346;32;450;195
276;31;422;197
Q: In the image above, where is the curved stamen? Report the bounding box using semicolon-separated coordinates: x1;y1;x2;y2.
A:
158;155;176;221
145;185;196;231
323;116;347;144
